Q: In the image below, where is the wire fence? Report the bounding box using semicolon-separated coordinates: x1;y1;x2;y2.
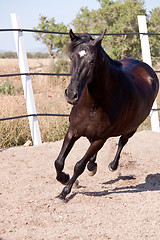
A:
0;113;70;122
0;28;160;36
0;28;160;122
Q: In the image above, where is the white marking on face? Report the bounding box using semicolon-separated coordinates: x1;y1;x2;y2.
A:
79;50;86;58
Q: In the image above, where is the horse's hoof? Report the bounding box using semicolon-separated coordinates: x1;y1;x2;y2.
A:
55;193;67;202
57;172;70;185
61;173;70;185
87;164;97;176
108;162;116;172
55;195;67;204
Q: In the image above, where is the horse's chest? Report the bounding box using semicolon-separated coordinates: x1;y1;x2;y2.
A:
70;104;110;140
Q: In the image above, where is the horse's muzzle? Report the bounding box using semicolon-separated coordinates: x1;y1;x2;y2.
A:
65;87;79;105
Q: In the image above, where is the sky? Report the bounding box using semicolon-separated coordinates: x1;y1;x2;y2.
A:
0;0;159;52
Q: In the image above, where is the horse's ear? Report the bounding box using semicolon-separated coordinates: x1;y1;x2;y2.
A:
69;29;79;42
92;29;107;47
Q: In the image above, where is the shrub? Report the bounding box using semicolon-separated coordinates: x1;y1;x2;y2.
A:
0;52;17;59
0;79;23;95
27;52;49;59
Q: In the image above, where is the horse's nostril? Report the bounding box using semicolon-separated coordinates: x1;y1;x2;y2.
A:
65;87;79;104
73;91;78;100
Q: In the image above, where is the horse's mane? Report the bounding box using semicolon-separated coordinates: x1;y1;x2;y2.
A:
100;46;122;70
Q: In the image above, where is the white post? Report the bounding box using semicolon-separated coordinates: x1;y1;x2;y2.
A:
138;15;160;132
11;13;42;145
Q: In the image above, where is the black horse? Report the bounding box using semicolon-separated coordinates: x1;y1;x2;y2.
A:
55;29;159;200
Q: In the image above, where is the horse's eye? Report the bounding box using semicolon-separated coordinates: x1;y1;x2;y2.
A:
90;59;95;65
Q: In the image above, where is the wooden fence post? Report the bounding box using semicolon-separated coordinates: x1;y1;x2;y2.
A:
11;13;42;145
138;15;160;132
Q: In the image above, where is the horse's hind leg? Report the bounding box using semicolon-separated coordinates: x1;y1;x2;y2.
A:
55;128;79;185
108;130;136;171
87;154;97;176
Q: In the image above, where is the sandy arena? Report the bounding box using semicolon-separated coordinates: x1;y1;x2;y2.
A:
0;130;160;239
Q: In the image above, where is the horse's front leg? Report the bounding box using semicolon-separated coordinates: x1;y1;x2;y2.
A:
54;127;79;185
57;139;106;200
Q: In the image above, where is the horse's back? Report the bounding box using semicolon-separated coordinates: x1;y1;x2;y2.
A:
120;58;159;100
109;58;159;134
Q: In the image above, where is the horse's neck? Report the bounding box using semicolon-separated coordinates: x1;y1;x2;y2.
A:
88;51;117;108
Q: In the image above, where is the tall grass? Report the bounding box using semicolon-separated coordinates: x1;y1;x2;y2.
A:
0;117;69;148
0;57;71;148
0;119;31;147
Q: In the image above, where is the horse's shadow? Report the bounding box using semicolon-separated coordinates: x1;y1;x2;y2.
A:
67;173;160;201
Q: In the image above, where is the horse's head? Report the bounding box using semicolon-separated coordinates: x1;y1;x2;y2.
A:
65;29;106;105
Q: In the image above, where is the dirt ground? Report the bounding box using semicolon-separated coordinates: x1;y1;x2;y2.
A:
0;130;160;240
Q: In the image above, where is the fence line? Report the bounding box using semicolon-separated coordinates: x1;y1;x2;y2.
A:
0;72;71;77
0;113;70;122
0;71;160;78
0;28;160;36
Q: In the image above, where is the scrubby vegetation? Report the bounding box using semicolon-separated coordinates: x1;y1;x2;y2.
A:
0;116;69;148
0;58;71;148
0;52;49;59
0;79;23;95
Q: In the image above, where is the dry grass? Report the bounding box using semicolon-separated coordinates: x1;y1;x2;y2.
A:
0;58;71;147
0;58;160;147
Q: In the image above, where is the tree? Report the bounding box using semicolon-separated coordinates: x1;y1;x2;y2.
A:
34;15;69;58
71;0;147;59
148;7;160;64
34;2;160;63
